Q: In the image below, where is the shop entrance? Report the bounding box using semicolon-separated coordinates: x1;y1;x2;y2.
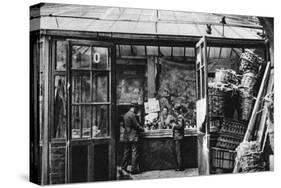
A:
66;40;116;183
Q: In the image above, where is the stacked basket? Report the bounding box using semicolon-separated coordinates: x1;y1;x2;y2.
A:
238;50;261;121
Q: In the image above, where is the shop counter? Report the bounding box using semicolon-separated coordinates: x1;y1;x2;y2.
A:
118;128;198;172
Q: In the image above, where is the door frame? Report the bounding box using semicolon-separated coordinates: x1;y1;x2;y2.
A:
195;36;210;175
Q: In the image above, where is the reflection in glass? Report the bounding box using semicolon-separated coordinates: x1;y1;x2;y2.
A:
92;105;109;137
56;41;66;70
72;45;91;68
82;106;91;138
93;73;108;102
92;47;109;69
71;105;109;139
53;76;66;139
72;72;91;103
72;105;81;138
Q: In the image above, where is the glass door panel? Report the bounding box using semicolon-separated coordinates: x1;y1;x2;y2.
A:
69;43;111;139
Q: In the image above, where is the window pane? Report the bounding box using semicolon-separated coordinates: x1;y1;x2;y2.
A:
71;105;109;139
92;47;109;69
72;106;81;139
53;76;66;139
82;106;91;138
120;45;132;56
160;46;172;56
56;41;66;70
72;72;91;103
72;45;91;69
92;105;109;138
93;73;109;102
172;47;184;56
146;46;158;56
132;45;145;56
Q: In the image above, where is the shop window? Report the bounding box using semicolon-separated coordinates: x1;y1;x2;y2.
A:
55;41;67;70
119;45;132;56
185;47;195;57
53;76;67;139
71;105;109;138
94;74;109;102
132;45;145;56
72;72;109;103
208;47;221;58
220;48;232;58
146;46;158;56
160;46;172;56
92;47;109;69
70;44;111;139
72;45;91;69
72;72;91;103
172;47;185;57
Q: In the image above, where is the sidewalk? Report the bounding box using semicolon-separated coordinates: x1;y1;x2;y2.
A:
118;168;198;180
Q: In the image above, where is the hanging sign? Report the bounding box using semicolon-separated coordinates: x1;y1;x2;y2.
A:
93;52;101;63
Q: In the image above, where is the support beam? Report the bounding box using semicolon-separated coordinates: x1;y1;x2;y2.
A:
147;57;156;98
41;36;50;185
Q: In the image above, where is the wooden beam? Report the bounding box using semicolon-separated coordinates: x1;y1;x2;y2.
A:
257;69;274;148
41;35;50;185
147;57;156;98
40;29;266;49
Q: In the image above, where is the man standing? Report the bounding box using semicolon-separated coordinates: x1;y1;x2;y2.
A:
121;101;144;174
172;104;186;171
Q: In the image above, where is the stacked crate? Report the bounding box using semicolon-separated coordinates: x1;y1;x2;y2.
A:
216;119;248;150
211;119;247;171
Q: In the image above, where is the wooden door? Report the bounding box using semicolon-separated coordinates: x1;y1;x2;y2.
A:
195;36;210;175
66;40;116;182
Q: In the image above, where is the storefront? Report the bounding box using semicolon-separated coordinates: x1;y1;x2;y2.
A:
30;3;271;185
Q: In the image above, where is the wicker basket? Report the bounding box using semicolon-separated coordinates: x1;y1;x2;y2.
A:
240;72;257;89
239;50;260;74
238;89;255;121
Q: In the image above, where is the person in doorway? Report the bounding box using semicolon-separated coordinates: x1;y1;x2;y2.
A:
172;104;186;171
121;101;145;175
159;106;174;129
